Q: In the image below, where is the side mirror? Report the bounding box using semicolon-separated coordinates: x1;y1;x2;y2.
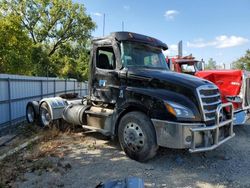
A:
197;60;205;71
167;59;173;71
118;67;128;79
197;62;202;71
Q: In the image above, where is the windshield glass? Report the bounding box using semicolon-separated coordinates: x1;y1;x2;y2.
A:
180;64;197;74
120;41;169;70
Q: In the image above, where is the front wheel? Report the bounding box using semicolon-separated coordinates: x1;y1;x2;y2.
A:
118;111;158;162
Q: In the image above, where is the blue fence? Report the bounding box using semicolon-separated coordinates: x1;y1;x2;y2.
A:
0;74;88;130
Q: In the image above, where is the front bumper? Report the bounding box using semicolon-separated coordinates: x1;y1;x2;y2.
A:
152;103;235;152
234;109;250;125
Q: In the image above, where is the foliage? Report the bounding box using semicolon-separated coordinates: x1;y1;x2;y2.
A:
30;44;51;76
0;15;33;74
0;0;95;80
232;50;250;70
50;42;90;81
205;58;217;70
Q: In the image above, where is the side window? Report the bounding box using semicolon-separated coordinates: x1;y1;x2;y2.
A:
96;47;116;70
144;54;161;67
144;56;150;65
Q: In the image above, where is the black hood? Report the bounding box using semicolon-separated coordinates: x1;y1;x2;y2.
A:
127;67;212;90
124;67;213;122
125;68;215;121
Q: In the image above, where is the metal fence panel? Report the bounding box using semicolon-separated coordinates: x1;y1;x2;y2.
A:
0;74;88;129
0;80;8;101
55;80;66;93
10;80;42;99
0;103;9;124
42;80;55;96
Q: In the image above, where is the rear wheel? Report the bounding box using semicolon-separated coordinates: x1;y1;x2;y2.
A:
26;101;39;124
118;111;158;162
39;102;53;127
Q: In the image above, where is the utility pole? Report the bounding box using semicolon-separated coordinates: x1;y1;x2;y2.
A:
103;13;105;36
122;21;124;31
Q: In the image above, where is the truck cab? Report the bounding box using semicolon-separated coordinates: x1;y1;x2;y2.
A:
167;55;250;125
27;32;235;162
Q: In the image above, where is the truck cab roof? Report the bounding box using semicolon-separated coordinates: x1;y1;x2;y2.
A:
174;59;199;64
92;31;168;50
172;55;199;64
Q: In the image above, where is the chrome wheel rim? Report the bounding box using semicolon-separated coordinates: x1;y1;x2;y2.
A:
40;107;51;126
123;122;145;152
27;106;35;123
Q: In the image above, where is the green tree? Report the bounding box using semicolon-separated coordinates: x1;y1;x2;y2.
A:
50;42;90;81
205;58;217;70
0;15;33;74
1;0;95;79
30;44;51;76
232;50;250;70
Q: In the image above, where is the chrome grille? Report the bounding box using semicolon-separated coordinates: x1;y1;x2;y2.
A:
197;85;221;122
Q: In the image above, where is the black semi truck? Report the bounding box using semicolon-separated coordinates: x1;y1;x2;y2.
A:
26;32;235;162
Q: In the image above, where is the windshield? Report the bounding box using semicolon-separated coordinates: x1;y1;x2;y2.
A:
120;41;169;70
180;63;197;75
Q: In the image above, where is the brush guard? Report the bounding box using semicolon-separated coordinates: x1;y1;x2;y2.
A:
189;102;235;153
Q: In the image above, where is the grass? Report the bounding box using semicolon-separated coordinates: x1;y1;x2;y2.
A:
0;121;69;186
0;120;91;186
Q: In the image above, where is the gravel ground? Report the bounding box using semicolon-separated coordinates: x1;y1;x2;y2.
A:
1;122;250;188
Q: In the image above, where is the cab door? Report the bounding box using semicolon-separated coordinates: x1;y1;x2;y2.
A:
91;45;120;104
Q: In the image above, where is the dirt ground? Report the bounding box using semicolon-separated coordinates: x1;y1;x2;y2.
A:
0;122;250;188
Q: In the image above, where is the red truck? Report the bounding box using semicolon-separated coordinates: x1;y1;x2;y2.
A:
166;55;250;125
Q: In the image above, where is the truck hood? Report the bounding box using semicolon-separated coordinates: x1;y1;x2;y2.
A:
125;67;213;122
127;67;211;90
195;70;243;96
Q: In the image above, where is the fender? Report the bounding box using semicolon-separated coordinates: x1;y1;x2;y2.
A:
111;86;201;135
39;97;66;120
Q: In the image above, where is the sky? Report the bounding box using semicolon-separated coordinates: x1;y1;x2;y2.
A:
76;0;250;69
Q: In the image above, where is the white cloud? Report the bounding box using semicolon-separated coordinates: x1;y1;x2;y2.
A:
169;44;178;53
163;44;178;56
187;39;216;48
123;5;130;11
187;35;249;49
215;35;249;48
164;10;179;20
162;50;170;57
93;12;102;17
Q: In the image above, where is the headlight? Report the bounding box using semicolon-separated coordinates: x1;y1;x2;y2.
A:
164;101;195;119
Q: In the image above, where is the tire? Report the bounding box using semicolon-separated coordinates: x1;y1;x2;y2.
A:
26;101;39;123
118;111;158;162
39;102;53;127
